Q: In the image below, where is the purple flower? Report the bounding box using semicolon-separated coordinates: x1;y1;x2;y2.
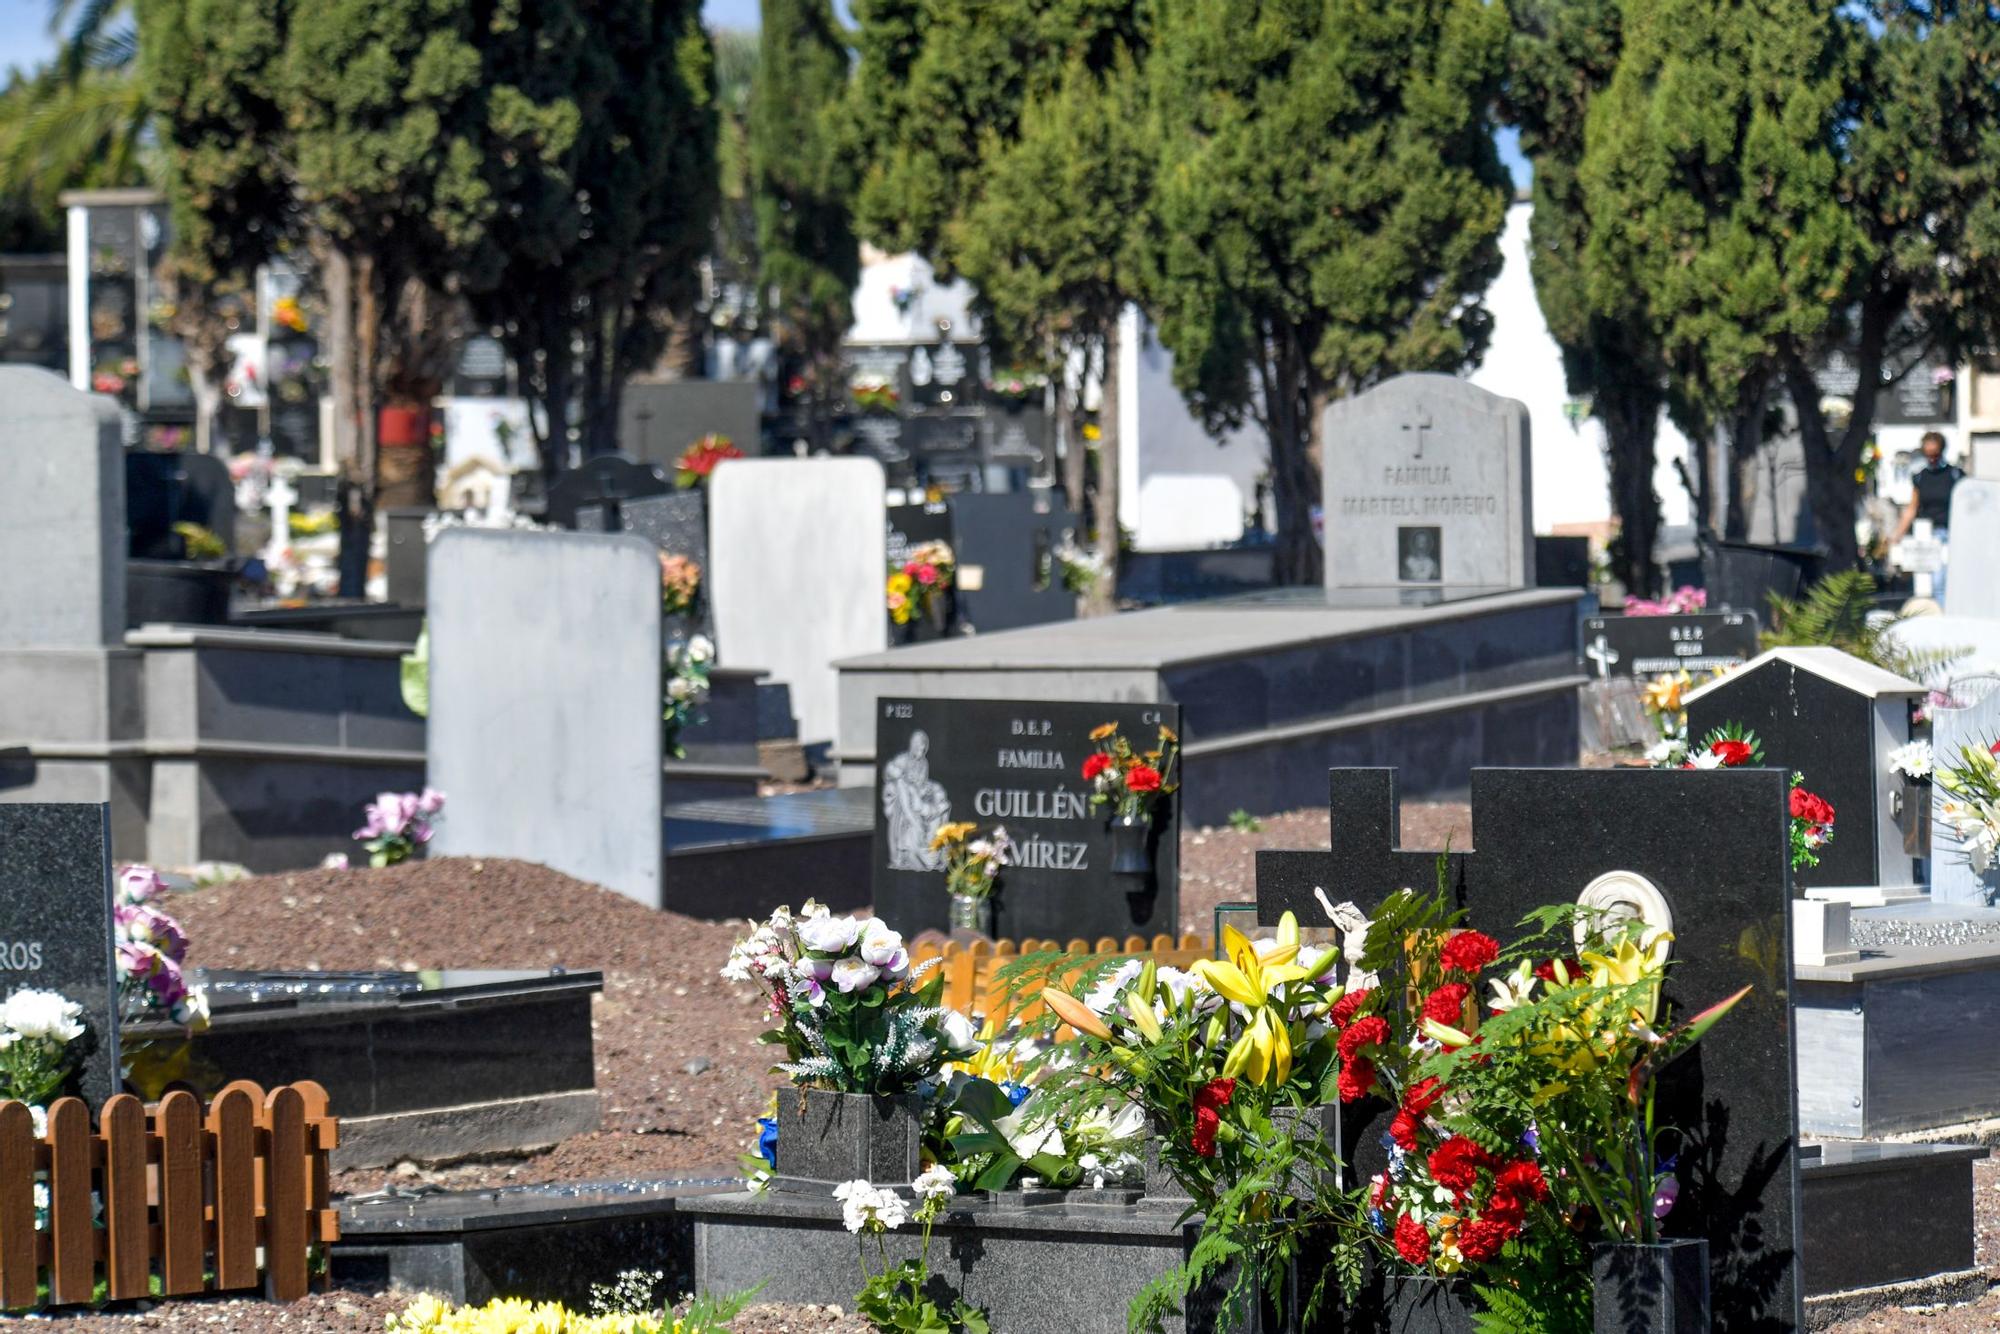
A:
1652;1175;1679;1220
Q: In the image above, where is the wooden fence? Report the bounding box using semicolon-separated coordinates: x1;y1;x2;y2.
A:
0;1079;339;1310
911;933;1211;1026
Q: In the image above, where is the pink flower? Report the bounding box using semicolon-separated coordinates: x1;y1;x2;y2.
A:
118;864;167;907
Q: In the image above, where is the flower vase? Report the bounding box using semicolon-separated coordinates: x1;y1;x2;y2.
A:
948;891;994;936
1379;1274;1479;1334
772;1087;924;1192
1110;813;1154;876
1590;1239;1709;1334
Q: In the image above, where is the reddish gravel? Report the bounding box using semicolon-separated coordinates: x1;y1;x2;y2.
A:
21;806;2000;1329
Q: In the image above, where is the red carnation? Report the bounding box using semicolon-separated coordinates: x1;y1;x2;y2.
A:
1189;1078;1235;1157
1194;1077;1236;1112
1791;788;1835;827
1421;983;1471;1027
1494;1159;1549;1203
1533;958;1578;984
1439;930;1501;975
1426;1136;1496;1198
1711;739;1754;767
1081;753;1114;781
1338;1056;1375;1103
1403;1076;1446;1116
1456;1216;1516;1264
1389;1108;1421;1151
1394;1214;1432;1267
1336;1014;1391;1062
1126;765;1163;793
1329;988;1373;1029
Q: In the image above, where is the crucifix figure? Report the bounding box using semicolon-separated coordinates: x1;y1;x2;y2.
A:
1402;411;1432;459
1585;633;1620;678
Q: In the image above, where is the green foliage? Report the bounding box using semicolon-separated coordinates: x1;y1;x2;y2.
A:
1226;809;1263;834
1144;0;1512;581
1762;570;1964;685
400;625;429;720
856;1258;988;1334
752;0;858;375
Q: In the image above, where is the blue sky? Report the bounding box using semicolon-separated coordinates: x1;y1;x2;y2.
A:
1;0;1529;187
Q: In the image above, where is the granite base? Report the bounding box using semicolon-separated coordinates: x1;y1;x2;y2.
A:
1799;1141;1986;1296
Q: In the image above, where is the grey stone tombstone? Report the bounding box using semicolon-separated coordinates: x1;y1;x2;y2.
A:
1257;766;1802;1331
0;804;120;1104
1946;479;2000;620
0;367;125;648
709;458;887;748
1321;374;1533;592
427;529;664;907
619;380;761;471
1931;675;2000;906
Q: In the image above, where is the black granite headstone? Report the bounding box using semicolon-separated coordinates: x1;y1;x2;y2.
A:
125;451;238;558
623;493;712;637
1256;767;1800;1333
872;698;1182;941
950;494;1078;634
0;804;120;1104
541;456;671;531
1582;612;1760;681
885;502;952;567
907;341;977;410
982;407;1050;466
1685;655;1913;891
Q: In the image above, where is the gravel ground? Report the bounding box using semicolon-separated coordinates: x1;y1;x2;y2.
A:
16;804;1998;1329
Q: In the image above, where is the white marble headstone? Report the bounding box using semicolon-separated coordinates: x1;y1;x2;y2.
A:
708;458;887;747
1947;479;2000;620
1321;374;1533;591
1931;676;2000;907
427;529;664;906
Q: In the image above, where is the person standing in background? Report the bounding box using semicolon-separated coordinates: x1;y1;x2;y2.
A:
1891;430;1965;601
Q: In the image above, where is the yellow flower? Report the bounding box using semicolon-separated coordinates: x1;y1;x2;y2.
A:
929;821;979;850
1641;669;1692;720
1195;917;1310;1086
1090;722;1119;741
1158;724;1178;745
887;571;914;595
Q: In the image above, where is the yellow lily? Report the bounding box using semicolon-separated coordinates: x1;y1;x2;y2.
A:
1580;934;1667;1025
1042;986;1114;1040
1223;1006;1294;1085
1192;918;1309;1006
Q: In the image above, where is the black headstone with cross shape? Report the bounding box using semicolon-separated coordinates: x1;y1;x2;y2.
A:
1582;612;1761;681
1256;767;1801;1333
541;455;672;531
0;804;122;1105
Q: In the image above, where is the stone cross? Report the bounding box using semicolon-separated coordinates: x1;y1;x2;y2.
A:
1585;633;1621;678
264;474;297;567
1893;519;1945;600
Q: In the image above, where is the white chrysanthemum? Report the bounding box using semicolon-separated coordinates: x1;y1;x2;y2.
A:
1888;740;1934;779
0;989;84;1044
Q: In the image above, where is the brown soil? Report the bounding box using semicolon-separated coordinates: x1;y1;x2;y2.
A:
21;807;1999;1329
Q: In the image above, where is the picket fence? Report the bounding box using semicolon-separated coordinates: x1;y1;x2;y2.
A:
0;1079;339;1310
910;933;1210;1026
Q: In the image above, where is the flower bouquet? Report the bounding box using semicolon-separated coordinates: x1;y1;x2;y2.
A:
1032;916;1360;1330
354;789;446;867
1622;587;1706;617
1648;723;1835;870
983;367;1048;407
674;434;742;489
663;633;714;759
887;541;955;630
929;822;1013;934
0;987;88;1106
1936;736;2000;874
851;374;900;414
723;903;969;1185
1083;722;1180;874
659;553;701;619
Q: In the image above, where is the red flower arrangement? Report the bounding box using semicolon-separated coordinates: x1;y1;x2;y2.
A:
674;434;743;488
1081;721;1181;822
1190;1077;1235;1157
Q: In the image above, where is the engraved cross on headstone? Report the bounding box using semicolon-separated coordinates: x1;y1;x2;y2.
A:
1401;411;1432;459
1585;633;1621;679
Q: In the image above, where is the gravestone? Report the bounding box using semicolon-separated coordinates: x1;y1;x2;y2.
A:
619;380;760;472
623;492;712;637
1931;676;2000;906
1946;479;2000;620
1581;612;1761;681
1256;766;1801;1332
126;451;237;558
950;494;1078;634
872;698;1181;940
0;804;121;1103
427;529;664;907
1685;647;1924;895
540;456;671;531
885;502;953;568
1321;375;1532;592
709;458;887;748
0;366;125;648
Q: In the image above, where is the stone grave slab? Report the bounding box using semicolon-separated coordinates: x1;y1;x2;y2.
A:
427;529;663;907
871;697;1181;941
950;493;1078;634
709;458;886;748
1256;766;1801;1332
1931;676;2000;906
1685;647;1924;894
1947;479;2000;620
1582;611;1760;681
0;366;124;648
1321;374;1532;592
541;456;671;531
0;803;120;1103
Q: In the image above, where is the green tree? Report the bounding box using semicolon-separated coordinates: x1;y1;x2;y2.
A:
0;0;149;224
1506;0;1671;596
752;0;858;446
1145;0;1513;583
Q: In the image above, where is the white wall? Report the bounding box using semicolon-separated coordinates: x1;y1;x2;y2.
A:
1470;200;1692;534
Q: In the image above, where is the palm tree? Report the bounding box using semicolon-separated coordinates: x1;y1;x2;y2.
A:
0;0;150;224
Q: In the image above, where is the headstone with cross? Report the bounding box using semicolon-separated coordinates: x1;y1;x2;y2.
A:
263;473;297;568
1584;631;1621;678
1321;374;1533;593
1255;766;1803;1331
1891;518;1947;601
